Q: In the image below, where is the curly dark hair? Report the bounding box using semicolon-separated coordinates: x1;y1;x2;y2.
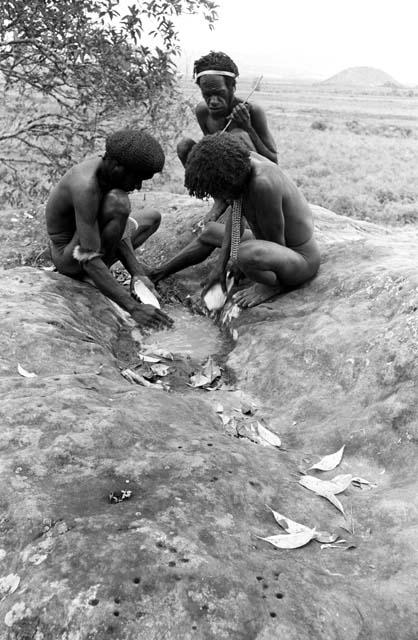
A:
104;128;165;177
185;133;251;200
193;51;239;89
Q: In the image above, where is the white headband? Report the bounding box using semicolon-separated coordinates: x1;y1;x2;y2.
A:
195;70;236;80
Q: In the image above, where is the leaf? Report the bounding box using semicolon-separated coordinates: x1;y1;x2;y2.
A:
300;474;353;496
351;476;376;487
266;505;310;534
121;368;153;387
299;475;347;515
188;373;211;388
314;531;339;543
308;445;345;471
201;356;221;384
257;528;315;549
0;574;20;597
255;422;281;448
150;364;170;377
148;348;174;360
138;353;161;363
17;363;37;378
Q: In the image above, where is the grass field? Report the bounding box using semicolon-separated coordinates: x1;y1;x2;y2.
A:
157;79;418;226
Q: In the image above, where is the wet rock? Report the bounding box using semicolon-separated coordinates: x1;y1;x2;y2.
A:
0;199;417;639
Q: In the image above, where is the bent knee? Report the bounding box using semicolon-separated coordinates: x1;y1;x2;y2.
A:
103;189;131;216
148;208;161;229
237;241;267;268
177;138;196;166
200;221;222;244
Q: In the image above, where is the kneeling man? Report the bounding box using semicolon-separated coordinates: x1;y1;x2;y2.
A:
46;128;172;329
151;133;320;308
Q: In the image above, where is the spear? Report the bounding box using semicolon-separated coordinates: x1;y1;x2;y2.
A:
221;74;263;133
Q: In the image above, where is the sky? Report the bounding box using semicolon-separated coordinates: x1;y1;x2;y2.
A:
175;0;418;85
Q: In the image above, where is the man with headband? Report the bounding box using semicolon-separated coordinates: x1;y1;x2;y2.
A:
46;128;173;330
151;133;320;309
177;51;277;223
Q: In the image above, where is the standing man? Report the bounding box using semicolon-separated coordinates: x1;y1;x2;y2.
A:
46;128;173;329
177;51;277;223
151;133;320;308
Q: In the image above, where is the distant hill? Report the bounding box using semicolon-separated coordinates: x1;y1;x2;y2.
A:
322;66;402;87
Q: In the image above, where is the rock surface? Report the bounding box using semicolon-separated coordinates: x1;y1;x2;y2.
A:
0;196;417;639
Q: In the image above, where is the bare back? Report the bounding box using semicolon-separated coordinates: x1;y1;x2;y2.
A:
46;157;102;243
243;153;314;248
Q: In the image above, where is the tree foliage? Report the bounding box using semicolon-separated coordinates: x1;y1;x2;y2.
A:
0;0;218;205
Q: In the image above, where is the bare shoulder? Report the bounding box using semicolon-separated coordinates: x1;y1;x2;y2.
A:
195;101;209;119
64;157;101;194
250;154;281;187
247;101;266;116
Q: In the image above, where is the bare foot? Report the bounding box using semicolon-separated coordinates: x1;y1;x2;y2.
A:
233;283;282;308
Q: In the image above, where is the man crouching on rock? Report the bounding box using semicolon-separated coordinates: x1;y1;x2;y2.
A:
151;133;320;308
46;128;173;329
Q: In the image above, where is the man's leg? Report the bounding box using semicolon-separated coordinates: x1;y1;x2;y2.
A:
99;189;132;264
128;207;161;250
233;237;320;308
177;137;196;168
149;222;226;284
50;231;83;278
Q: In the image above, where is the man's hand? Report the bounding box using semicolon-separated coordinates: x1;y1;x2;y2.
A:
130;274;160;301
130;302;173;329
230;103;251;130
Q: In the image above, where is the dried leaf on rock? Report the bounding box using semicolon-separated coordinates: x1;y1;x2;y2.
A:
145;347;174;360
255;422;282;448
150;363;170;377
257;528;316;549
202;357;221;383
313;531;339;543
17;363;37;378
121;368;153;387
308;445;345;471
351;477;376;488
320;542;348;550
0;574;20;597
188;373;211;388
299;475;347;515
138;353;161;363
301;474;353;496
266;505;310;534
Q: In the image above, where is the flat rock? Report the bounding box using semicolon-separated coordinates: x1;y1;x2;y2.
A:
0;197;417;639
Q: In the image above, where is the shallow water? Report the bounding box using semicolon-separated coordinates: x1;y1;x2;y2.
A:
141;304;224;362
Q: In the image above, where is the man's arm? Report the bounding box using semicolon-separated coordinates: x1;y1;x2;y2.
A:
116;236;146;278
195;102;210;135
202;210;233;295
72;185;154;314
116;236;159;298
231;102;278;163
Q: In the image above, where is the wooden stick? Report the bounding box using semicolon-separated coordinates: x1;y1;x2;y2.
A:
221;75;263;133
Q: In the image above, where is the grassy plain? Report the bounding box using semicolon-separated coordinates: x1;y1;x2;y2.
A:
163;79;418;226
